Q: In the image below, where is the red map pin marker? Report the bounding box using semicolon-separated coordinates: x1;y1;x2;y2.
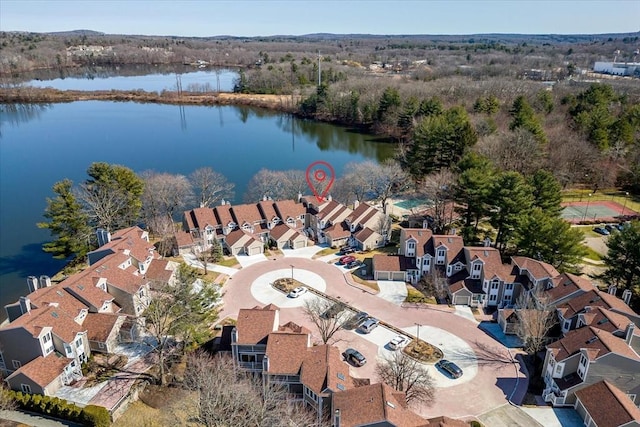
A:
306;161;335;203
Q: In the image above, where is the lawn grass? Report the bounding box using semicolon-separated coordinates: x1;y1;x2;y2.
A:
350;269;380;292
405;285;437;304
562;189;640;214
583;246;604;261
216;257;240;268
403;339;443;363
313;247;339;258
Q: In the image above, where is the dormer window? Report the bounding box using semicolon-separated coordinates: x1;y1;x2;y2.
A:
437;249;445;257
473;264;482;271
408;242;415;250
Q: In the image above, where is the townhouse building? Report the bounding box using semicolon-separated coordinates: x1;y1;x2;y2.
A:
541;324;640;408
1;226;172;397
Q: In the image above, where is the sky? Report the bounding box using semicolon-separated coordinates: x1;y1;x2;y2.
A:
1;0;638;37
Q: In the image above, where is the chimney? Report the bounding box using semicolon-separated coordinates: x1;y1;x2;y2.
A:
622;289;632;305
96;228;111;247
608;285;616;295
27;276;38;293
483;237;492;247
327;194;332;201
39;275;51;288
19;296;31;314
334;409;341;427
263;194;268;202
297;192;302;202
221;198;225;206
625;323;635;345
353;200;359;209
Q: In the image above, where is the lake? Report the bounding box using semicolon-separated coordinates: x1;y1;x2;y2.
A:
2;65;238;93
0;101;395;318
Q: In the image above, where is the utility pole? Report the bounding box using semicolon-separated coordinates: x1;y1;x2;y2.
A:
318;50;321;88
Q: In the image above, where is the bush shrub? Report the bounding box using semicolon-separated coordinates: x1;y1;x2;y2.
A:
5;390;110;426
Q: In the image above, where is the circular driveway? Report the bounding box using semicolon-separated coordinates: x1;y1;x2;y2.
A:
250;268;327;307
219;257;527;420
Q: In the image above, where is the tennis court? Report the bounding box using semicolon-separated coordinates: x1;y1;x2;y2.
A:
561;200;637;223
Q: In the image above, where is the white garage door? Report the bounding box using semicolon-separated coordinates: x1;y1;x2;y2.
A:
248;245;262;256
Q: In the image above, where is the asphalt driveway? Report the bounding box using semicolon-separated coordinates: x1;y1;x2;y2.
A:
217;257;528;420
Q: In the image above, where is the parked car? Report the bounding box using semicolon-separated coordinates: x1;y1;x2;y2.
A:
388;335;410;350
593;226;610;236
339;255;356;265
339;247;355;255
342;348;366;367
604;224;618;232
616;222;628;231
288;286;307;298
358;317;379;334
351;311;369;325
345;260;362;269
436;359;463;379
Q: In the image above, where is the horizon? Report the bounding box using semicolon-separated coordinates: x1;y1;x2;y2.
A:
1;0;638;38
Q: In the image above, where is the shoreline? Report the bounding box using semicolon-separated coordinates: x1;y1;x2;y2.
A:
0;87;301;112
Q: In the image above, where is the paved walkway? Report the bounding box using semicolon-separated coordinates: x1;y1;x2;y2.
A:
183;253;239;276
376;280;407;305
454;305;479;324
235;253;267;268
520;406;583;427
477;404;544;427
0;410;84;427
281;244;328;258
218;257;528;420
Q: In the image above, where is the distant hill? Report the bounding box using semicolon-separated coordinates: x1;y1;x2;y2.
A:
46;29;105;36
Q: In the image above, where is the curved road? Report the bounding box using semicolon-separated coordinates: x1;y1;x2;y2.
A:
218;257;527;420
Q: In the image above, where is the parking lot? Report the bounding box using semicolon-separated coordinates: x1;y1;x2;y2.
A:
218;254;528;420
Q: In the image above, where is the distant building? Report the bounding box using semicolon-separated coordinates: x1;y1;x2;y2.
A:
593;62;640;77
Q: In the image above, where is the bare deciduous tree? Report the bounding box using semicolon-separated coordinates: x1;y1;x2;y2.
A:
303;298;347;344
376;213;393;244
76;182;129;232
141;171;194;236
184;352;319;427
376;351;436;406
342;162;372;202
477;129;545;177
0;383;16;411
189;167;235;208
244;169;306;202
419;169;455;233
369;159;410;215
516;290;557;356
144;263;220;385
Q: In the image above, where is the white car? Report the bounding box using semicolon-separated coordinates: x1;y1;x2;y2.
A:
288;286;307;298
388;335;409;350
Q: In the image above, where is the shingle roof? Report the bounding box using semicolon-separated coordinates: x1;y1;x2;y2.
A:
265;332;309;374
145;259;175;284
544;273;595;304
231;203;264;226
257;201;279;222
175;230;195;248
92;253;146;295
548;326;640;362
190;207;220;229
235;305;278;345
511;256;560;280
96;226;155;264
432;235;464;263
6;355;73;388
332;382;428;427
273;199;306;221
354;227;379;243
28;285;88;317
557;289;635;320
214;204;235;227
373;255;415;272
300;345;351;395
575;380;640;427
401;228;433;258
464;247;508;280
579;307;640;337
83;313;123;342
324;222;351;239
4;305;85;343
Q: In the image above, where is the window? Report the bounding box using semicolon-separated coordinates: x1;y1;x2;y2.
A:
438;249;445;257
408;242;415;249
337;383;345;391
98;342;105;349
563;320;571;330
12;360;21;369
505;283;514;291
473;264;481;271
76;338;82;348
21;384;31;393
579;354;587;367
504;295;511;301
491;282;499;289
240;354;257;363
138;288;145;298
305;387;317;401
42;333;51;343
489;294;497;301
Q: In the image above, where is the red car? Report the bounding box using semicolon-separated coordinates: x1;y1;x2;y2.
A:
339;255;356;265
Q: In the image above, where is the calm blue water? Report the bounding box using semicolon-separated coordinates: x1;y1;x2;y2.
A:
0;101;395;317
23;69;237;92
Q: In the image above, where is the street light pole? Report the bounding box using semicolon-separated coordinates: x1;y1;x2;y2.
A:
583;193;592;222
414;323;421;343
290;265;294;284
623;192;630;216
